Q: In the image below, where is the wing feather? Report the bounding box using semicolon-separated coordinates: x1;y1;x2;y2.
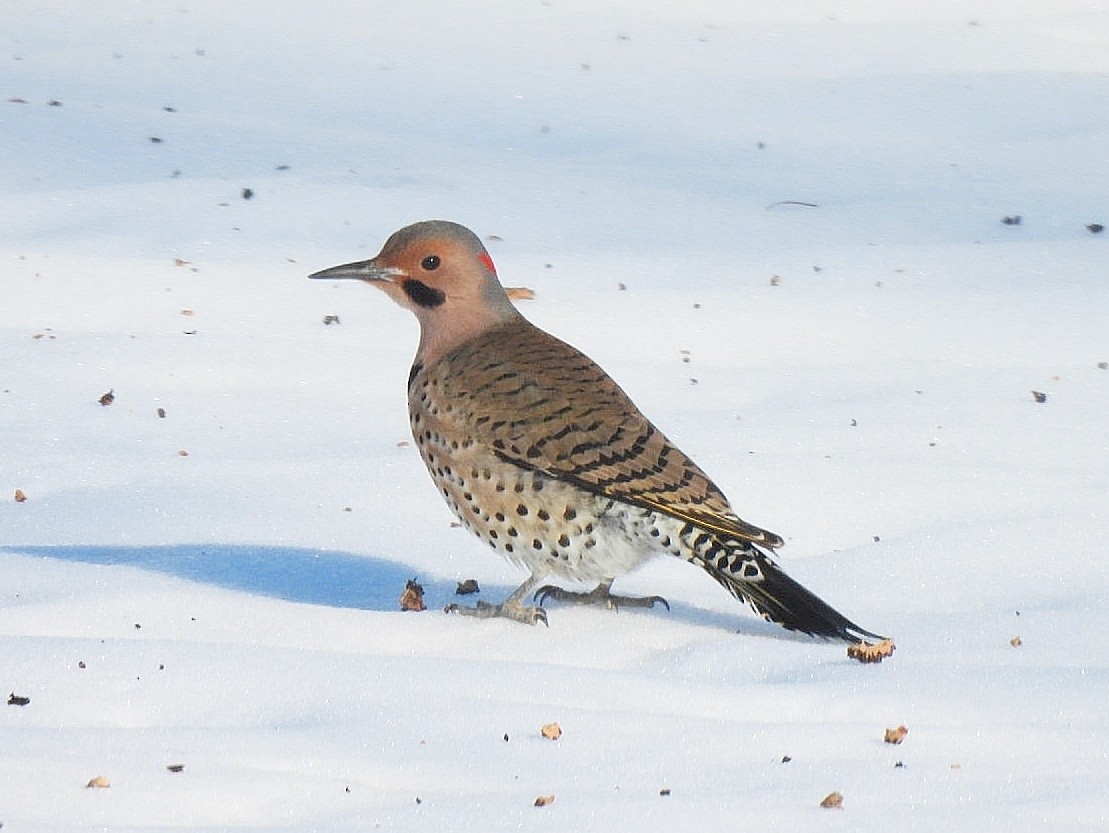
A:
426;322;784;549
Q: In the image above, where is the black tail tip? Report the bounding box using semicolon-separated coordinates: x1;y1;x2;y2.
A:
739;559;885;643
802;620;886;644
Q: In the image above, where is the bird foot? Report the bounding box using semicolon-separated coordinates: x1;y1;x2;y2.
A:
534;584;670;611
444;599;548;626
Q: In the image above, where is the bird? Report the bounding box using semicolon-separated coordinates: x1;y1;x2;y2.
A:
310;220;881;641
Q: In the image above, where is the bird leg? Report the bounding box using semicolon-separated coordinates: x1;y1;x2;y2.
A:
534;578;670;611
445;573;548;625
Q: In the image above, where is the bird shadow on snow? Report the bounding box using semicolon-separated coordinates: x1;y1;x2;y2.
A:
3;544;821;640
3;544;452;612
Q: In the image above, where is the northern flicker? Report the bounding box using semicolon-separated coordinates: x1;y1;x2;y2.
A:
310;221;881;641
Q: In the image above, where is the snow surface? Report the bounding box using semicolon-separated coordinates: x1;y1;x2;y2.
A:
2;1;1108;830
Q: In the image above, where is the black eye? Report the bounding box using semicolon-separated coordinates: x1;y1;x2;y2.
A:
421;255;441;271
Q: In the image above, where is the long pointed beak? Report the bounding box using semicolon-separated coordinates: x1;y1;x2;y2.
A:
308;259;406;282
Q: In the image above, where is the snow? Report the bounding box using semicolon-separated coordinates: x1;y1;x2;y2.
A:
2;0;1107;829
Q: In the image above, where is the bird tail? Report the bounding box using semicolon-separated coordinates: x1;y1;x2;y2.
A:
694;538;882;642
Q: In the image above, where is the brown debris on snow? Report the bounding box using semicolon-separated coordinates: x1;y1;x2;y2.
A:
455;579;480;595
884;725;909;745
540;722;562;741
847;639;896;664
820;791;843;809
400;578;426;612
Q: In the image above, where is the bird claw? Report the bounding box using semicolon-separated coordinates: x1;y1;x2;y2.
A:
534;584;670;612
444;600;548;626
532;586;560;607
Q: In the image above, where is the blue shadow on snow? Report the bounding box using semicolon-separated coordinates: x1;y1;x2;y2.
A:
3;545;820;639
2;544;462;611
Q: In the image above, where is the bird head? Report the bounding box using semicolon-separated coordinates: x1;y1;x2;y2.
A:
310;220;521;365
